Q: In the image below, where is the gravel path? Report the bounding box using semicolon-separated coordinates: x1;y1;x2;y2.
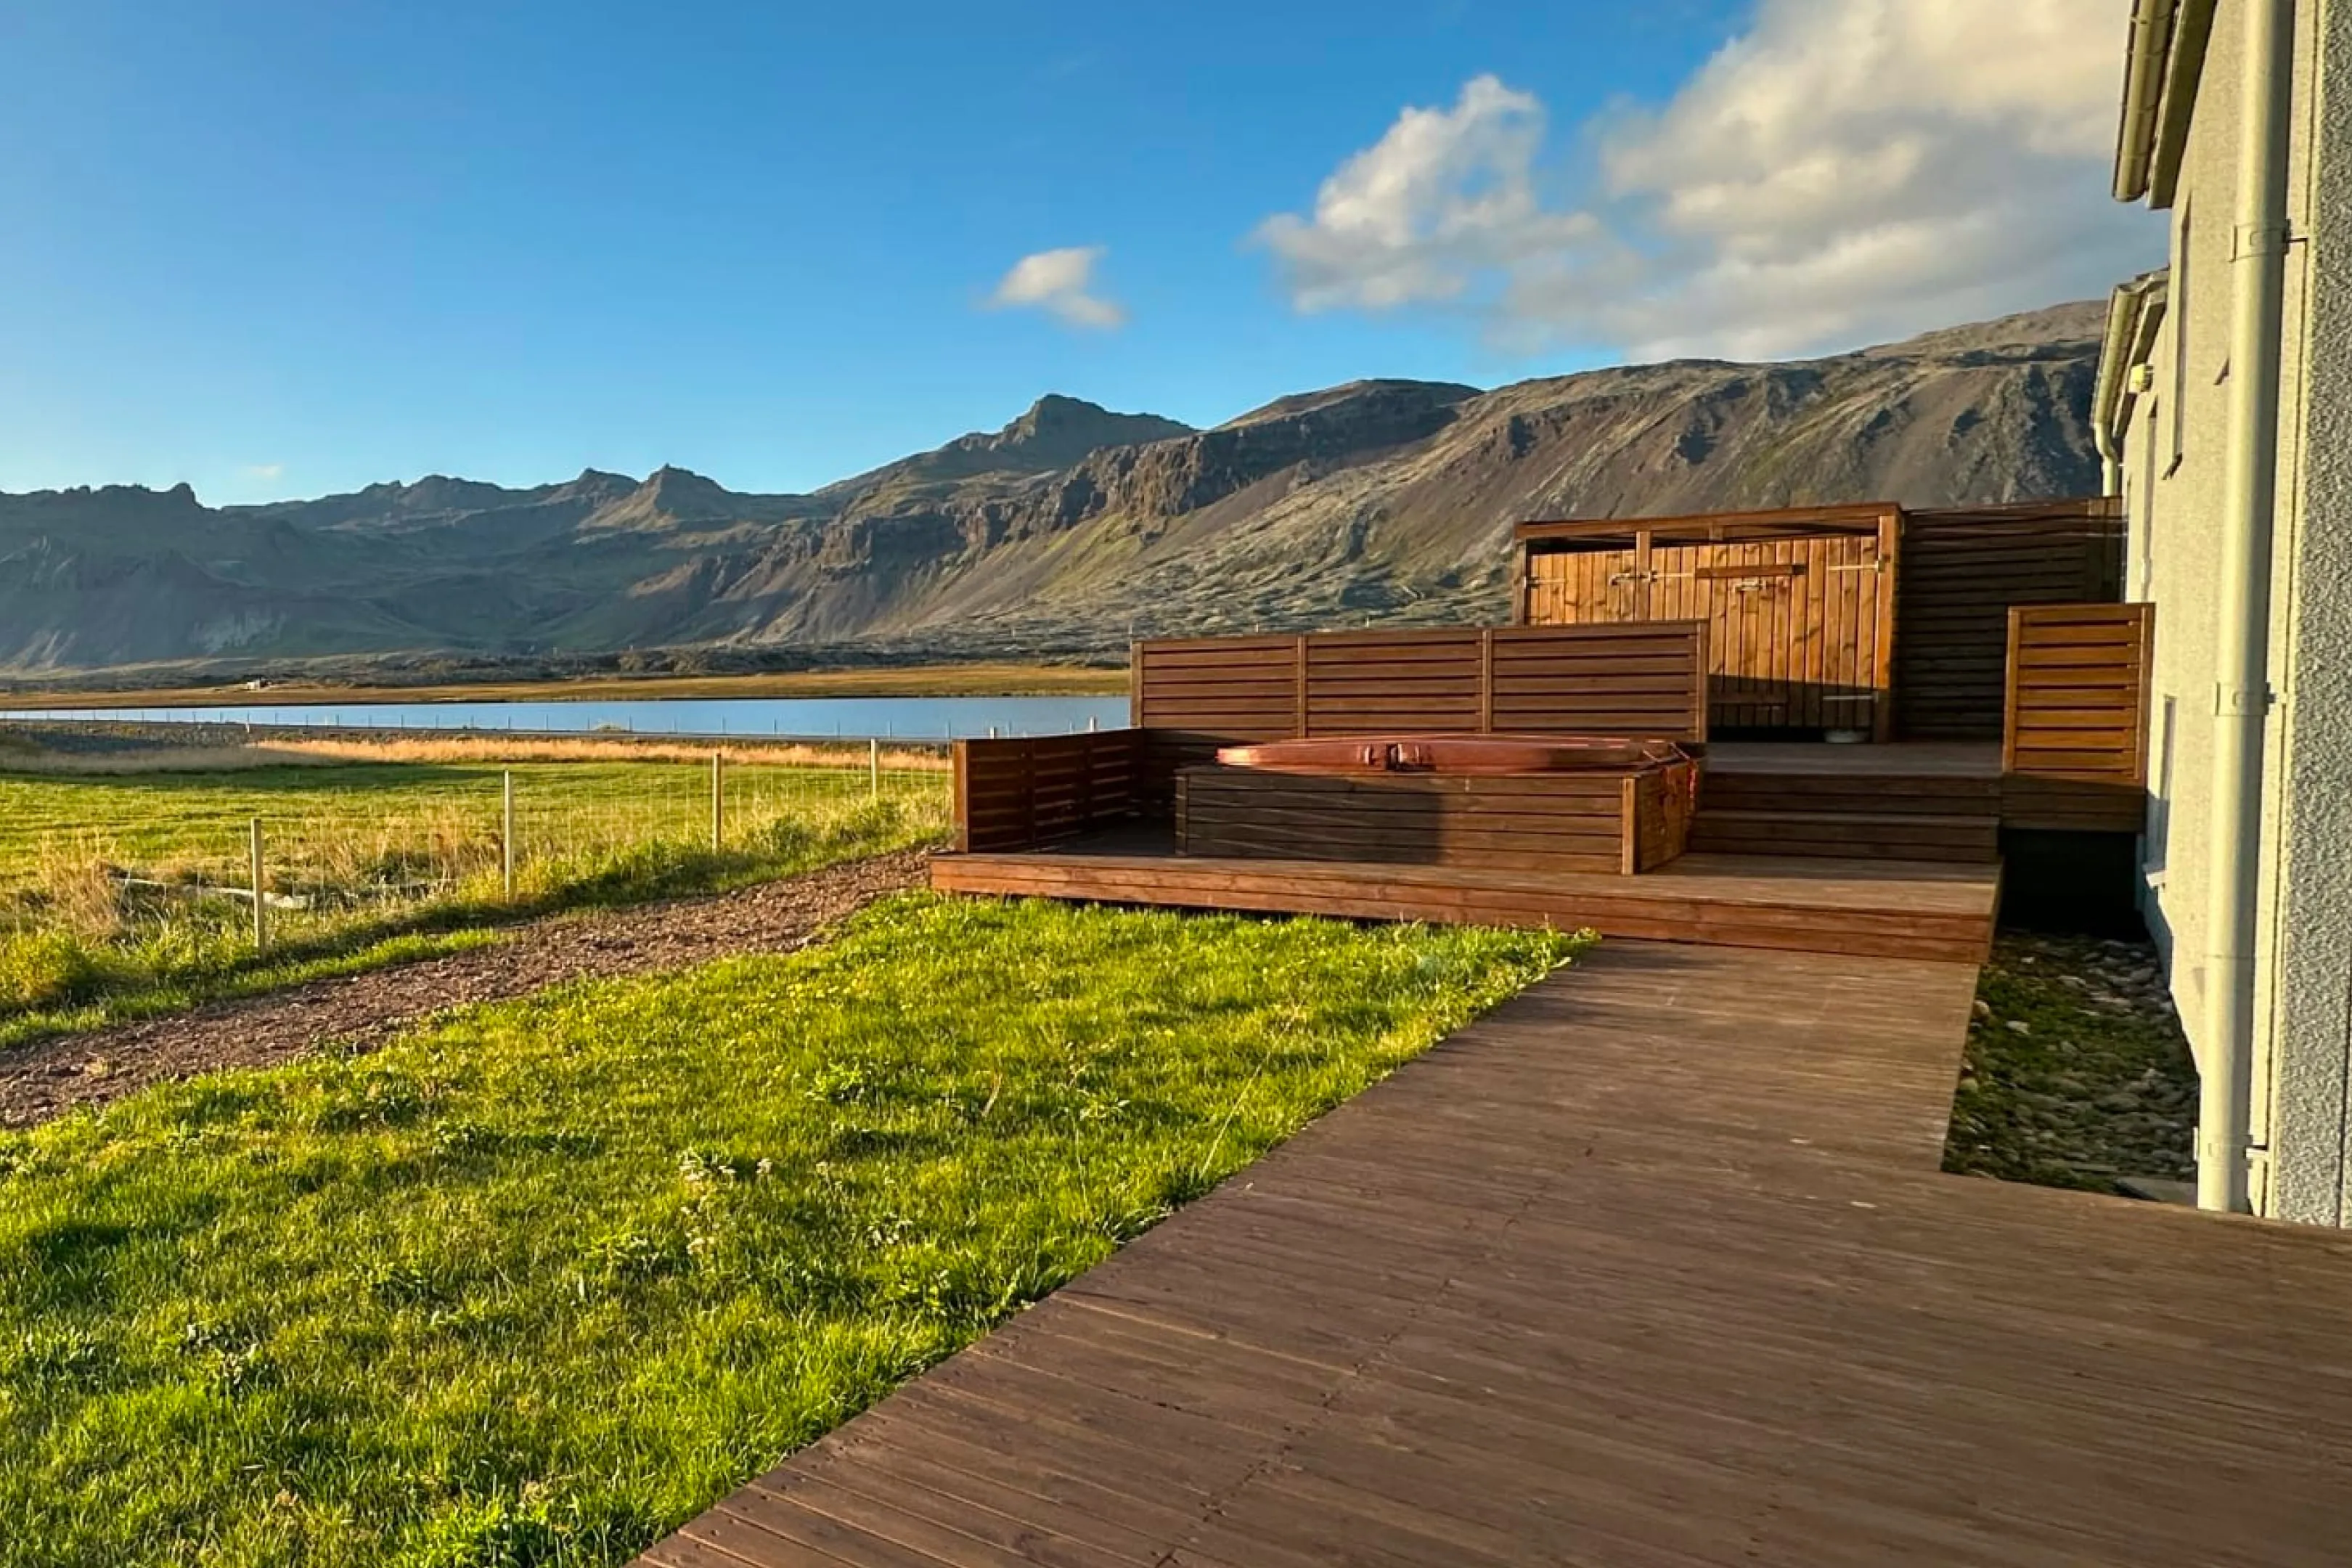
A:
0;849;931;1130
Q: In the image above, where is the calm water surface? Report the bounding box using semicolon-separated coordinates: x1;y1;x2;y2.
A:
0;695;1131;742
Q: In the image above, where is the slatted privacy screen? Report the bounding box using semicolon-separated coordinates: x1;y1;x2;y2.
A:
2004;603;2153;783
1128;637;1302;740
1896;499;2127;740
1304;629;1486;735
953;730;1143;852
1133;624;1708;743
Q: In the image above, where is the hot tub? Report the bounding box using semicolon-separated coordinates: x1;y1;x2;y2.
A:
1181;733;1696;876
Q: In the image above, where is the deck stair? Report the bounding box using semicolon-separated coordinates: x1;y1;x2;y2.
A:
1691;758;2003;862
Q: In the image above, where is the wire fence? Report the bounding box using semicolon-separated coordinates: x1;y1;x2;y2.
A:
0;750;952;1013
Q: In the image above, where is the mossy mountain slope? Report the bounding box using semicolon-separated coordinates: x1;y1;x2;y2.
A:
0;303;2104;671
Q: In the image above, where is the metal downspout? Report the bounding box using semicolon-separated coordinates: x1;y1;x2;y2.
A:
2199;0;2298;1213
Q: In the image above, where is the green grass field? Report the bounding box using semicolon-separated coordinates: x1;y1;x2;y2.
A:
0;895;1580;1567
0;761;950;1046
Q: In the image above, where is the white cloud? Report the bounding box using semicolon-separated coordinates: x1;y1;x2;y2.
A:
1253;1;2164;361
988;246;1127;330
242;462;285;481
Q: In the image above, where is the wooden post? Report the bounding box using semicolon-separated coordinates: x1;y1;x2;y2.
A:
710;752;724;851
951;740;971;853
1478;628;1496;734
502;769;516;900
1873;508;1902;743
868;737;881;801
1294;635;1310;738
248;817;269;955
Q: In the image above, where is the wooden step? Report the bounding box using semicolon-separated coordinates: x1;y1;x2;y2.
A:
1698;772;2001;817
1689;809;2001;863
932;847;1999;963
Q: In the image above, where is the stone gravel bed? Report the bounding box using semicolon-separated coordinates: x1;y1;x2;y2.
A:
1943;930;2198;1193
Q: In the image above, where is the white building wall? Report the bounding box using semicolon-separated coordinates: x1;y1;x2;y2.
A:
2123;0;2338;1220
2267;0;2352;1224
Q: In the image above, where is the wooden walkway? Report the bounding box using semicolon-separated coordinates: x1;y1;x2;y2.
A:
637;942;2352;1567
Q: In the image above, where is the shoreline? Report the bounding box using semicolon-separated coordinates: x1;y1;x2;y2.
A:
0;659;1130;710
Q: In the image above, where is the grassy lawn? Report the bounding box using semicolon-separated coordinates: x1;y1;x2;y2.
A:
0;895;1579;1567
0;761;948;1046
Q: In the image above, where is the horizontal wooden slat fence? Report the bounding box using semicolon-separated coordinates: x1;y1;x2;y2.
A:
952;730;1142;852
1895;499;2126;740
1173;759;1696;878
1132;624;1708;743
2001;601;2153;833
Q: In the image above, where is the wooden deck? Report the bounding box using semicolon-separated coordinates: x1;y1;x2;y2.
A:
636;941;2352;1567
932;828;2001;963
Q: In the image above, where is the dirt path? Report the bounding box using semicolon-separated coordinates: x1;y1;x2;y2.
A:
0;849;931;1130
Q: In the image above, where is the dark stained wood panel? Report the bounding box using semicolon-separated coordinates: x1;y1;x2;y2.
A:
1132;624;1709;746
952;730;1142;852
1895;499;2127;740
1175;761;1694;877
635;938;2352;1568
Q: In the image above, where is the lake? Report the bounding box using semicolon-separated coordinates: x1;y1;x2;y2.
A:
0;694;1132;742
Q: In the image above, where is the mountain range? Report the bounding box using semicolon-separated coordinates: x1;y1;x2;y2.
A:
0;301;2107;677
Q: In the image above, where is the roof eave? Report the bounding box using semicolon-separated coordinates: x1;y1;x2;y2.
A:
2113;0;2218;209
2094;271;2172;457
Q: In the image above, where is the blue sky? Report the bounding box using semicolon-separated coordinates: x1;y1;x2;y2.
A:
0;0;2157;504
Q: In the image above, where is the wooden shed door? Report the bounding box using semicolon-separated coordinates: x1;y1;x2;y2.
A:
1524;547;1645;624
1526;531;1891;736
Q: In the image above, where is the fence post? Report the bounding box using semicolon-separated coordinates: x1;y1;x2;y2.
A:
502;769;516;900
248;817;269;955
868;737;881;801
710;751;724;851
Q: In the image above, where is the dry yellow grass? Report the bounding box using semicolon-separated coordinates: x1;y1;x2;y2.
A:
273;735;952;771
0;735;952;776
30;837;128;942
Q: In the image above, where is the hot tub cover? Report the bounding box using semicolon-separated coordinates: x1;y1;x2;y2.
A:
1213;734;1689;775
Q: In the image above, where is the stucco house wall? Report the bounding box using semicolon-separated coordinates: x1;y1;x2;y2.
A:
2116;0;2350;1220
2266;0;2352;1224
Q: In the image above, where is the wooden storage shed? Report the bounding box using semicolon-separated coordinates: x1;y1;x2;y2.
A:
1515;505;1900;740
1514;497;2127;742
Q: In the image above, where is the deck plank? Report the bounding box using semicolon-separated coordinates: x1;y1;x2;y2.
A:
634;941;2352;1567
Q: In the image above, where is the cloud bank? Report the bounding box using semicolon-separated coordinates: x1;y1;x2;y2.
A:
1254;0;2162;360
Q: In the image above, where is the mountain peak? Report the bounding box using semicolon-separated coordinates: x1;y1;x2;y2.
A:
638;465;730;506
991;393;1191;452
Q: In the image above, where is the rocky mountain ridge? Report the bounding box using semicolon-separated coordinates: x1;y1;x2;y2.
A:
0;301;2107;674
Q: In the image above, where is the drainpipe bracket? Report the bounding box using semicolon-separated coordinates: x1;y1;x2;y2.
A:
2214;683;2277;716
2232;221;2296;261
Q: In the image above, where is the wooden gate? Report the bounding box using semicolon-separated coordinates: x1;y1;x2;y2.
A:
1516;506;1898;740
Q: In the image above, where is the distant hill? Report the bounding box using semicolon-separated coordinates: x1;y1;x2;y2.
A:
0;301;2107;674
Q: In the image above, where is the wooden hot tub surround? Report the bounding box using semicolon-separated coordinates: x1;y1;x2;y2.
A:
1178;735;1696;877
1212;732;1689;776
